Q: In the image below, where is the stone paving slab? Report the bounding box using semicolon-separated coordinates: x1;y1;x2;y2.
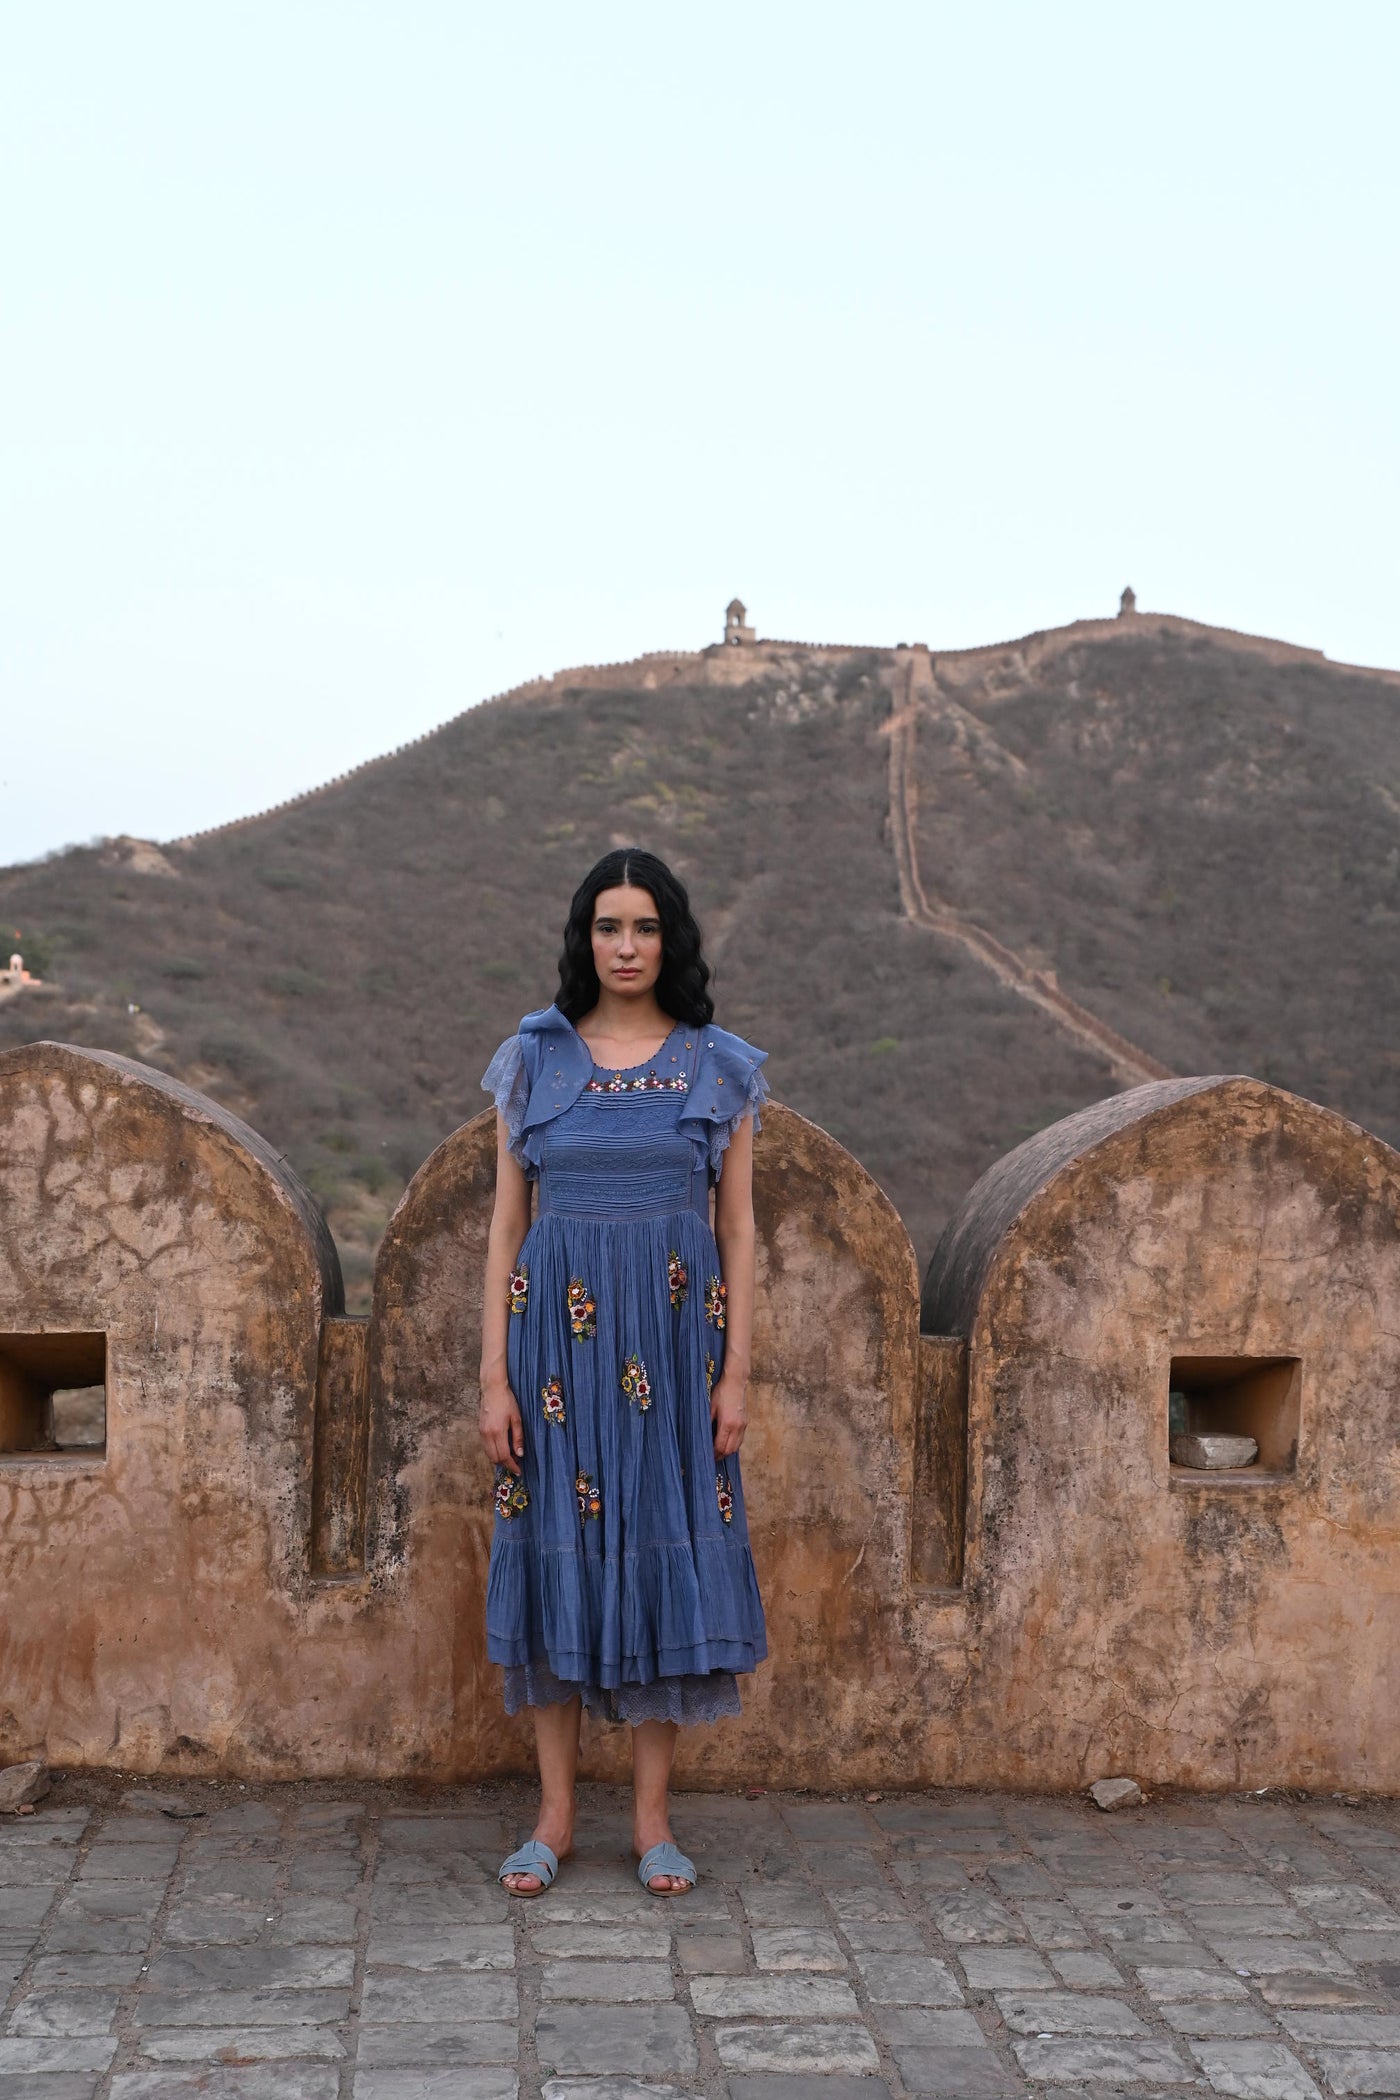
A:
539;1958;674;2002
536;2002;698;2076
353;2074;518;2100
676;1935;746;1976
1011;2033;1195;2080
365;1925;516;1969
872;2006;986;2047
133;2025;348;2061
1260;1976;1388;2010
115;2073;344;2100
134;2024;348;2058
1051;1950;1125;1989
1340;1938;1400;1966
712;2023;880;2074
2;1780;1399;2096
133;1989;353;2027
1163;2001;1286;2037
894;2046;1024;2096
1188;2039;1324;2098
0;2040;117;2072
690;1974;861;2019
1309;2048;1400;2094
0;2077;102;2100
359;1972;518;2022
1139;1965;1253;2002
1280;2015;1400;2047
357;2023;518;2067
540;2081;694;2100
6;1990;122;2036
749;1926;846;1971
725;2078;894;2100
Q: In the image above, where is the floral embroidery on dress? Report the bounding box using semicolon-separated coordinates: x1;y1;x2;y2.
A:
620;1353;653;1411
584;1071;689;1094
567;1278;596;1341
494;1466;529;1521
667;1250;689;1311
575;1469;602;1520
704;1276;727;1329
705;1353;716;1397
541;1376;565;1428
715;1468;734;1524
507;1265;529;1315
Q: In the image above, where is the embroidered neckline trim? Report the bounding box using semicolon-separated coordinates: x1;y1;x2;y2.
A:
583;1070;689;1094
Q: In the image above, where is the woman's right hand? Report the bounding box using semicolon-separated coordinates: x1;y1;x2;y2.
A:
479;1381;524;1474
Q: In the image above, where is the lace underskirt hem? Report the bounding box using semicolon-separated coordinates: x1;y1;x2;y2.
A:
502;1660;742;1728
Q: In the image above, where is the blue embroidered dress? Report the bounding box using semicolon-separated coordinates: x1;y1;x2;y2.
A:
482;1005;769;1726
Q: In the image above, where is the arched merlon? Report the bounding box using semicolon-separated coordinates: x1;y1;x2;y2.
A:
0;1041;345;1774
923;1075;1226;1336
915;1074;1400;1789
6;1041;343;1308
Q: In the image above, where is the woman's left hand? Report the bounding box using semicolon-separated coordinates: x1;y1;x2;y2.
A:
711;1374;748;1457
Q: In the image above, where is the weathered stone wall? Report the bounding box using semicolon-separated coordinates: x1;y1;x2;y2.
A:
920;1077;1400;1794
1;1043;1396;1790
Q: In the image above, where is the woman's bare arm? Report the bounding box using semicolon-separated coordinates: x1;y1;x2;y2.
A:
711;1115;756;1458
478;1114;532;1475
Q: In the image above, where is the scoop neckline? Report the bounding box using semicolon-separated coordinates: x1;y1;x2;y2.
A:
584;1020;683;1076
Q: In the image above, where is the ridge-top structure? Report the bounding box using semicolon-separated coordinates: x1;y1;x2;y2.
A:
724;596;755;646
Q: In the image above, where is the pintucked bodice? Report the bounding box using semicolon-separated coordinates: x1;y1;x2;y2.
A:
538;1087;712;1221
535;1024;711;1221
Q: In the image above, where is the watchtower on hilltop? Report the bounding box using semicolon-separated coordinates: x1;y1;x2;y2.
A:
724;597;755;646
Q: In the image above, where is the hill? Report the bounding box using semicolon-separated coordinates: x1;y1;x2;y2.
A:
4;603;1398;1308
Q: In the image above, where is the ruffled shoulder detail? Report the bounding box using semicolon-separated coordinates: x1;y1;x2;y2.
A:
678;1025;770;1181
482;1007;591;1172
516;1004;564;1041
481;1033;532;1167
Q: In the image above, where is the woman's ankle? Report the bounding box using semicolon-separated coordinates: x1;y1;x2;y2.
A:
534;1799;575;1845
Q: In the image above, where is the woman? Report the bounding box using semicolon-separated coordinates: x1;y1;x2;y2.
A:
477;848;768;1897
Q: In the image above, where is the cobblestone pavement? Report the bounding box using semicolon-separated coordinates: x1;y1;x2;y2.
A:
3;1779;1400;2100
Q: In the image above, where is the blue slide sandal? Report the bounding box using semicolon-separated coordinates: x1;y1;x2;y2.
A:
498;1839;559;1896
638;1841;696;1896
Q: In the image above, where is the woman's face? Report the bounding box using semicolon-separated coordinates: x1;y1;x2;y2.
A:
591;883;664;1001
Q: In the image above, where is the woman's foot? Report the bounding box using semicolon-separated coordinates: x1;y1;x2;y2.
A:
504;1697;583;1894
633;1816;691;1893
631;1716;687;1892
502;1808;574;1895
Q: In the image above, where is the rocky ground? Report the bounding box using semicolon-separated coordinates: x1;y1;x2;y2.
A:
2;1774;1399;2100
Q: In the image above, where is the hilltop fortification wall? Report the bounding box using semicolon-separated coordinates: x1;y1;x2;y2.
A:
2;1043;1397;1792
164;602;1400;854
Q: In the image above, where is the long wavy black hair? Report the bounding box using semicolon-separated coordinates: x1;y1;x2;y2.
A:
555;848;714;1026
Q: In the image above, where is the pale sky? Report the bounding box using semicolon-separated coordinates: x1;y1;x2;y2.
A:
4;2;1397;865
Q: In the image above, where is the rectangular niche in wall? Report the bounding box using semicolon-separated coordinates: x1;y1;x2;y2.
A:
0;1333;107;1458
1168;1354;1300;1481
